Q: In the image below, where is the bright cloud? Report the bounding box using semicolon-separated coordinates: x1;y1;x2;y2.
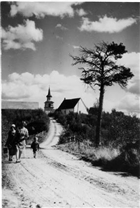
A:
79;16;137;33
112;52;140;116
2;68;139;116
55;24;68;30
127;79;140;95
2;71;95;111
76;8;87;16
73;45;80;49
56;35;63;41
1;20;43;51
117;52;139;76
117;52;140;95
10;2;86;18
116;94;140;116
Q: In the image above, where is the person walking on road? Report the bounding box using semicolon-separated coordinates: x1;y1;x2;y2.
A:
5;124;18;162
16;121;29;162
31;136;39;158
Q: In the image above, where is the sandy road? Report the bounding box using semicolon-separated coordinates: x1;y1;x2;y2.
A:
2;118;140;208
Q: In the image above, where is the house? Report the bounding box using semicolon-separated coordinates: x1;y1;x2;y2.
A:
57;98;88;115
44;88;54;114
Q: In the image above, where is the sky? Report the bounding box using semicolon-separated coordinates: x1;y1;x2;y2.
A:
1;1;140;116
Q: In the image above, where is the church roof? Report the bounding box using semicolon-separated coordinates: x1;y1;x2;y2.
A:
57;98;80;110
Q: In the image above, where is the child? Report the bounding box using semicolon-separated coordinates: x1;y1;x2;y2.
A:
31;136;39;158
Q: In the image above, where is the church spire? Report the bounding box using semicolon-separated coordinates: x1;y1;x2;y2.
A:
47;87;52;98
44;87;54;114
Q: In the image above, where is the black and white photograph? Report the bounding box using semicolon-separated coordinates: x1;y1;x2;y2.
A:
1;1;140;208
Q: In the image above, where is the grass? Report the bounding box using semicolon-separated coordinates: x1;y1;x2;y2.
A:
56;141;140;178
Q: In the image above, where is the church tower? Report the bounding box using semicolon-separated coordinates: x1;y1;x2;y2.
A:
44;88;54;114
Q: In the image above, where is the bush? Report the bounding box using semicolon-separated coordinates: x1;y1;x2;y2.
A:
101;110;140;148
52;110;140;148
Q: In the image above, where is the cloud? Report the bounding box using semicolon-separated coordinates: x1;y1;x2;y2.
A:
116;93;140;116
56;35;63;41
117;52;139;76
55;24;68;30
2;70;139;116
113;52;140;116
1;20;43;51
79;16;137;33
10;2;86;18
117;52;140;95
73;45;80;49
2;71;95;111
127;79;140;95
76;8;87;16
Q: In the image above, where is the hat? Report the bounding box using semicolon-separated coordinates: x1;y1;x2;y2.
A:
34;136;38;141
22;121;27;126
11;124;16;128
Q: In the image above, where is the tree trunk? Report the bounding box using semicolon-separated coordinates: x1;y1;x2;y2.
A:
95;85;104;147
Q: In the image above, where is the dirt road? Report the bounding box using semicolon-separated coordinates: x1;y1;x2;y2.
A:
2;118;140;208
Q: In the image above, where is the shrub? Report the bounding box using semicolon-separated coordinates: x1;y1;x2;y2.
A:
53;110;140;148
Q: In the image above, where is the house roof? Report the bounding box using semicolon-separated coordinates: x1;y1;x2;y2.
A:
57;98;80;110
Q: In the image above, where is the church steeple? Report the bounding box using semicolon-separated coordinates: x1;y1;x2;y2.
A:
47;87;52;101
44;87;54;114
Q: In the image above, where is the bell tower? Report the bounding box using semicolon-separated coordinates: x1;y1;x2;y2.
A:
44;88;54;114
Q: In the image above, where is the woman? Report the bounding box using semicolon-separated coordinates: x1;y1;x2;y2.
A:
5;124;18;161
16;121;29;162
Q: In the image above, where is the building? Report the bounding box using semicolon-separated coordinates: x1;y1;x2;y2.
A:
57;98;88;115
2;101;39;110
44;88;54;114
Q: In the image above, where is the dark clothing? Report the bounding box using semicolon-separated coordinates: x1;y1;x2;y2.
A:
6;129;17;156
31;141;39;153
